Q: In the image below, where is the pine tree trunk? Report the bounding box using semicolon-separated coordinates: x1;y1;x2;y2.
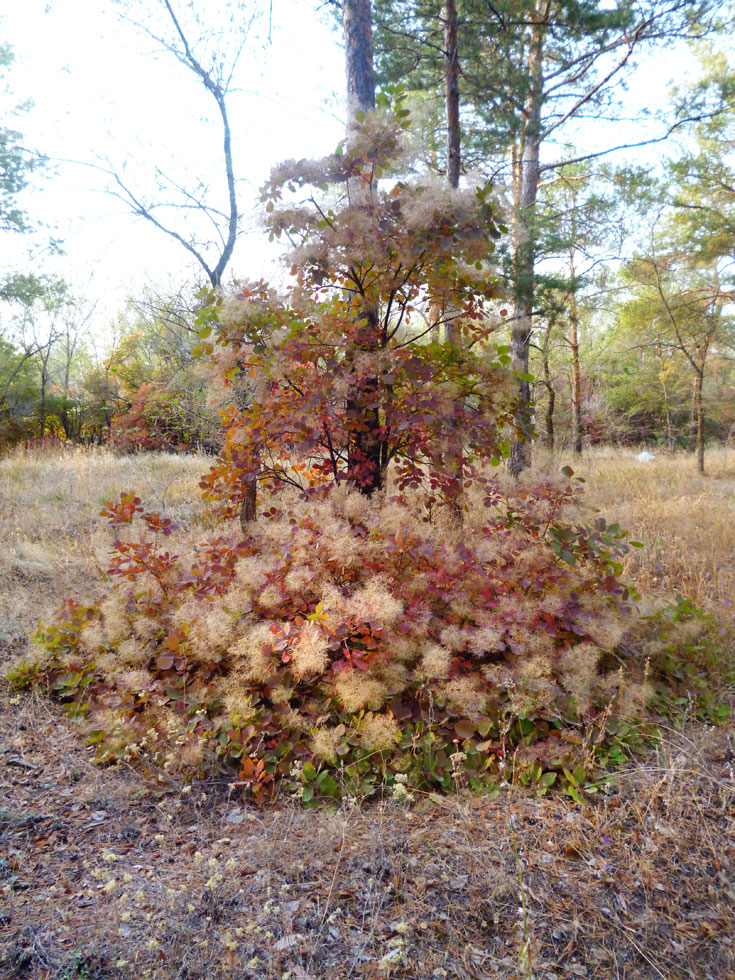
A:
542;319;554;451
342;0;382;493
343;0;375;120
568;263;582;455
442;0;463;512
509;9;544;478
444;0;460;193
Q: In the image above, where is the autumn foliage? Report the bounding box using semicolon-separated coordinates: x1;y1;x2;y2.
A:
10;109;726;803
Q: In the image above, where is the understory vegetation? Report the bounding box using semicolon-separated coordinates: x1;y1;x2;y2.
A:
6;113;733;808
3;113;733;822
6;445;733;807
1;447;733;980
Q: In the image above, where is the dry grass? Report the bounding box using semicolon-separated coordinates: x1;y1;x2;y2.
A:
551;447;735;615
1;446;734;980
0;446;208;645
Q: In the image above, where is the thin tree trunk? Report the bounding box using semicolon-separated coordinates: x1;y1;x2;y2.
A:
688;373;698;453
509;5;545;477
694;368;705;474
38;344;52;441
39;375;47;440
160;0;238;288
240;479;257;530
444;0;460;194
442;0;464;512
61;359;71;440
568;257;582;455
541;319;554;451
655;347;675;452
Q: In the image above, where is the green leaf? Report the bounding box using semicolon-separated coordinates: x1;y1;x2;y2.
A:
519;718;534;736
302;761;316;781
316;771;340;798
539;771;556;788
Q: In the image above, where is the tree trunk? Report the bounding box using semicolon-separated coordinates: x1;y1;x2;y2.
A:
61;333;74;441
444;0;460;193
38;345;52;442
343;0;375;121
509;6;544;477
343;0;383;494
688;373;698;453
568;257;582;455
39;376;47;440
694;368;705;475
656;347;675;452
541;319;554;451
442;0;464;512
240;477;257;530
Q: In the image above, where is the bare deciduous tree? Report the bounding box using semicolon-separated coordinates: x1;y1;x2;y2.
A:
106;0;261;287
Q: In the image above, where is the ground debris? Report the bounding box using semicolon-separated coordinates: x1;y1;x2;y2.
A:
1;684;733;979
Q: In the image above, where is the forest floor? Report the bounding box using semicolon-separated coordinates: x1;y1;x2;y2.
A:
1;446;734;980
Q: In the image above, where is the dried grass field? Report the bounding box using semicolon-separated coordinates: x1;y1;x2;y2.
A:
1;447;734;980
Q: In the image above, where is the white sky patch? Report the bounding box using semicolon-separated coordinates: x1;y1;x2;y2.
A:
0;0;728;339
2;0;346;327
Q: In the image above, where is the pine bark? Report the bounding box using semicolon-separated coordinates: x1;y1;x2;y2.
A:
442;0;464;510
568;252;582;455
444;0;460;194
343;0;376;121
342;0;382;493
508;4;545;477
541;318;555;451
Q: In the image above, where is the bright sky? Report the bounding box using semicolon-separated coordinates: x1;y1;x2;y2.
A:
2;0;346;327
0;0;721;338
